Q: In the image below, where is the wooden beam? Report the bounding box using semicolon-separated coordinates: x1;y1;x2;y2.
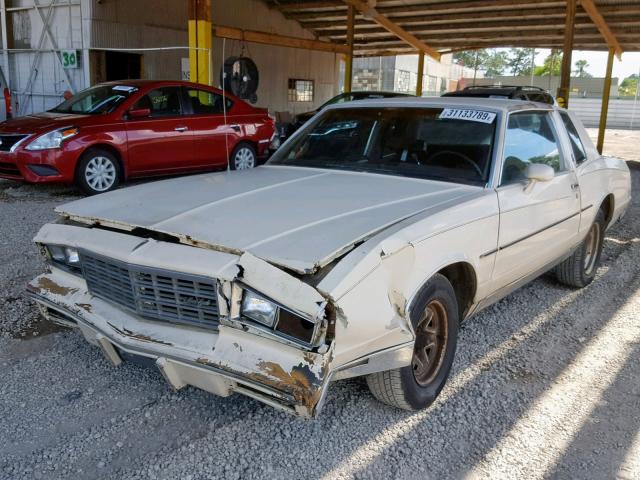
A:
579;0;623;59
212;25;349;54
416;51;425;97
341;0;440;60
597;47;615;154
557;0;576;108
344;5;354;93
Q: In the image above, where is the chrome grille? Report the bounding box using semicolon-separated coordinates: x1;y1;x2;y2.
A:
80;251;219;329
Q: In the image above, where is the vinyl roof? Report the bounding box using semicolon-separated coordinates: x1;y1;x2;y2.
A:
265;1;640;57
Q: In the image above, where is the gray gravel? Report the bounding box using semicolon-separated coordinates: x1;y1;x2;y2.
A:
1;168;639;480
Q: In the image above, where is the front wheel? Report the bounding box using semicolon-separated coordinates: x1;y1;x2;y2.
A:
367;273;459;411
554;209;605;288
76;149;121;195
230;143;257;170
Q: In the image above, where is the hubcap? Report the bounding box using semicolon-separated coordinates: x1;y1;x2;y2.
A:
85;156;116;192
412;300;449;386
234;147;255;170
583;222;601;275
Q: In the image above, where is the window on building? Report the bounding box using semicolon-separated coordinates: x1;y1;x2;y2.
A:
288;79;314;102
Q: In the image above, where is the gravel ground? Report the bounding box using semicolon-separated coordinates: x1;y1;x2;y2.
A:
1;163;639;480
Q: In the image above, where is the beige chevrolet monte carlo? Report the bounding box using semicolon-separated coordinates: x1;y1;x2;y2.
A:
28;97;631;418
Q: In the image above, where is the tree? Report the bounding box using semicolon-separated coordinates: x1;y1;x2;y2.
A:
573;59;592;78
507;48;536;76
619;74;638;97
534;49;562;76
484;49;508;77
453;49;507;78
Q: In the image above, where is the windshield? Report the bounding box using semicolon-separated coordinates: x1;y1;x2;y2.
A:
269;107;498;185
49;85;137;114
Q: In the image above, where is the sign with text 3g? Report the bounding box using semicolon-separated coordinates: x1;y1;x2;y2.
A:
439;108;496;124
61;50;78;69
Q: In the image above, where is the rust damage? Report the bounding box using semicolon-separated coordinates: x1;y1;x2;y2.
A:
107;322;174;346
35;277;78;296
75;303;93;313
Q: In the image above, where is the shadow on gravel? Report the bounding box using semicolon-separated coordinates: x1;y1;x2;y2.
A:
548;342;640;480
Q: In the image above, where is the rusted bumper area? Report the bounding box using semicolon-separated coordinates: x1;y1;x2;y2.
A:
27;271;334;418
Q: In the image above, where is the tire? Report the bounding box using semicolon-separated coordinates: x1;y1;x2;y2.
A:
75;148;121;195
230;143;257;170
554;208;606;288
366;273;459;411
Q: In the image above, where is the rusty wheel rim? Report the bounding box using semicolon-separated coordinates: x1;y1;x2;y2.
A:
583;222;601;276
412;300;448;387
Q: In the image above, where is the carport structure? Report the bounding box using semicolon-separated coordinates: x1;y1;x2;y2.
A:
246;0;640;152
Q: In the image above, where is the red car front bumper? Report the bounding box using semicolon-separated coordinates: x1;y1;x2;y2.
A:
0;147;77;184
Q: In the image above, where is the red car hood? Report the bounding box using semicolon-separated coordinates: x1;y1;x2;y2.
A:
0;112;95;134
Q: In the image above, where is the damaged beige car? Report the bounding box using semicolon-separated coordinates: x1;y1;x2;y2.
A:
28;98;631;417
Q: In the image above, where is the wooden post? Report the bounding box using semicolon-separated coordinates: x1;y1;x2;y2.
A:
597;47;615;155
188;0;212;85
344;5;354;93
557;0;576;108
416;51;425;97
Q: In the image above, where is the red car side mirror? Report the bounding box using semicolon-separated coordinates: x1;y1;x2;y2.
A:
128;108;151;119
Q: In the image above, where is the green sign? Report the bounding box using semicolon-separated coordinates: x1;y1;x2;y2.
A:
61;50;78;69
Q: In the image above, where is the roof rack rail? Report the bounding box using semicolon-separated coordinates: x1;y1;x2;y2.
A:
462;85;548;92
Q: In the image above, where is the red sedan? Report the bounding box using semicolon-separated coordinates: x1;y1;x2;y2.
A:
0;80;275;194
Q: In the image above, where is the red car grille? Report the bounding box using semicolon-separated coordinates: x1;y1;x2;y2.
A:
0;134;29;152
0;161;21;177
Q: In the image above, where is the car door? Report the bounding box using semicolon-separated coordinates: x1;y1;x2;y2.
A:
181;87;231;168
125;86;194;174
492;110;581;288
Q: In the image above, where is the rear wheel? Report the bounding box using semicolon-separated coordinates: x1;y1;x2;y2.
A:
76;148;121;195
366;274;459;411
230;143;257;170
554;209;605;288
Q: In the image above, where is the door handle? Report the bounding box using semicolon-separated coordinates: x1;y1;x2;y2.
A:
174;126;188;132
571;183;580;190
229;124;241;132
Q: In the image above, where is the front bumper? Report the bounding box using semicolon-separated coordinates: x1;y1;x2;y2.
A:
27;269;334;418
0;148;76;183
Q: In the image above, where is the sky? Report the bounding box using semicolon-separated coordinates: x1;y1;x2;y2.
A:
533;49;640;80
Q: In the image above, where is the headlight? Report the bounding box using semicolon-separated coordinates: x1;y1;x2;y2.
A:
26;127;79;151
45;245;80;271
241;290;278;327
240;288;320;346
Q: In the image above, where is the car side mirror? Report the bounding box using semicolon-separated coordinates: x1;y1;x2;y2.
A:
128;108;150;119
525;163;554;182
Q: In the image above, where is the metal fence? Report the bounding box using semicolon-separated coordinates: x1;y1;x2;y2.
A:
568;97;639;130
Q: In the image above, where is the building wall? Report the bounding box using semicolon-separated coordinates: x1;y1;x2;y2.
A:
211;0;339;115
352;53;480;98
2;0;339;116
463;75;619;98
4;0;90;115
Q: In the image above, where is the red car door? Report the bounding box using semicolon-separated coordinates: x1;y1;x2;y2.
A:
182;87;234;168
124;86;195;174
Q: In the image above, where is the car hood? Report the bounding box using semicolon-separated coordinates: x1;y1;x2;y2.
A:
0;112;94;134
56;166;478;274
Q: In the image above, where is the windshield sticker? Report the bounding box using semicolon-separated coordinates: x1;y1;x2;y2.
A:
439;108;496;124
112;85;138;93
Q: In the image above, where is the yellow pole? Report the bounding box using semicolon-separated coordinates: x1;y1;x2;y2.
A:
597;47;615;155
188;0;212;85
557;0;575;108
344;5;354;93
416;51;425;96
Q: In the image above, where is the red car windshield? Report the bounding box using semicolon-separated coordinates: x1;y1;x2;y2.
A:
49;85;138;115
